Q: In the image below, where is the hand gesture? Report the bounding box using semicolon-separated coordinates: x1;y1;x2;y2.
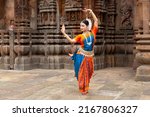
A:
82;8;92;14
61;24;65;34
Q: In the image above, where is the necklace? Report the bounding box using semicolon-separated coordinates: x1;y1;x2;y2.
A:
83;32;92;46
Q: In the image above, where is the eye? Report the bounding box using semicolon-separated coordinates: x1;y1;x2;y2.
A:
80;24;84;28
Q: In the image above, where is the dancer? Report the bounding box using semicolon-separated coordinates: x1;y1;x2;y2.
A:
61;8;98;95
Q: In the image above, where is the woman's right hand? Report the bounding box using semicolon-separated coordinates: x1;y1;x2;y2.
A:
82;8;92;14
61;24;65;34
68;53;73;57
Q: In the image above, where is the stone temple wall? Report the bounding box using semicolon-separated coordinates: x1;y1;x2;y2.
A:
115;0;135;67
0;0;135;70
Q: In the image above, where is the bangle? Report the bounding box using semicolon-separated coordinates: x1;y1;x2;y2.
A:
64;34;67;38
89;10;92;14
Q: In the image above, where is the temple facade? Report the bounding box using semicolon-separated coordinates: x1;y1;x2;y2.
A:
1;0;148;80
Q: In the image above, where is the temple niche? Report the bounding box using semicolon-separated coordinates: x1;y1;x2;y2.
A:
1;0;149;80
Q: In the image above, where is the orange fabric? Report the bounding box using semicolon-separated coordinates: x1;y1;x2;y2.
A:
91;22;98;43
78;57;94;93
74;22;98;45
74;34;84;48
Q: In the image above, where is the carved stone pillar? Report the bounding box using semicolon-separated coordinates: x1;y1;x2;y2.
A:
142;0;150;34
93;0;106;69
30;0;37;30
37;0;64;69
0;0;15;69
105;0;116;67
134;0;140;33
134;0;150;81
13;0;32;70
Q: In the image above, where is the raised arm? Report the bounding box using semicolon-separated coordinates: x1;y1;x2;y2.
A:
83;8;98;26
61;24;76;43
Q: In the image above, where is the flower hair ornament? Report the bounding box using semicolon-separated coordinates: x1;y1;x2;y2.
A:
86;18;92;31
80;18;92;31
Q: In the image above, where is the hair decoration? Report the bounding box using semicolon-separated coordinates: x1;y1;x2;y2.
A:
86;18;92;31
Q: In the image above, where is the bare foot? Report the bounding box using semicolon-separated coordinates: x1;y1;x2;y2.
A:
82;91;88;95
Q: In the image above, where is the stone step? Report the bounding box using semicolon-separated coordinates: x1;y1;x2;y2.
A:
136;65;150;81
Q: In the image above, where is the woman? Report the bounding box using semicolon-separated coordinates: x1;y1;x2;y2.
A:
61;8;98;95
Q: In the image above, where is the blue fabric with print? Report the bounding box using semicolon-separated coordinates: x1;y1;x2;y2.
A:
71;52;84;80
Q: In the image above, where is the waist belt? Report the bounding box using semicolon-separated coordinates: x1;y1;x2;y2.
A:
78;47;94;57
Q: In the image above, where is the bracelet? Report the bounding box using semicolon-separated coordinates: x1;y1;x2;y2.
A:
64;34;67;38
89;10;92;14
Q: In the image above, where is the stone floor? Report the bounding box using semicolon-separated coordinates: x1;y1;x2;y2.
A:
0;67;150;100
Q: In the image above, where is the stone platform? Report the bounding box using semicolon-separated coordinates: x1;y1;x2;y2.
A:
0;67;150;100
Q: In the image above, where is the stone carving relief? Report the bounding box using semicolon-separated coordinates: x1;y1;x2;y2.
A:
39;0;53;7
38;0;56;29
15;0;30;19
0;0;134;70
65;0;82;8
64;0;83;22
0;17;6;29
29;0;37;17
107;15;114;26
120;0;133;29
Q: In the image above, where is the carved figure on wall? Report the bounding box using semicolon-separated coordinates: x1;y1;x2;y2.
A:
107;15;114;26
15;0;30;19
0;17;6;29
120;0;133;29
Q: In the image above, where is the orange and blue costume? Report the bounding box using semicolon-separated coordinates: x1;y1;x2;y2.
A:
71;23;98;94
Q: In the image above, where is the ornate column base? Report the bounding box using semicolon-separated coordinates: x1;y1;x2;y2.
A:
14;56;32;70
135;65;150;81
134;34;150;81
3;56;10;70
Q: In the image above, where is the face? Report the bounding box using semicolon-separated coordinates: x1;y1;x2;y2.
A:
80;23;88;32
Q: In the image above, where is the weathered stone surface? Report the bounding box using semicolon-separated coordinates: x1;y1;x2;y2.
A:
135;53;150;64
136;65;150;81
0;67;149;100
134;0;150;81
0;0;135;70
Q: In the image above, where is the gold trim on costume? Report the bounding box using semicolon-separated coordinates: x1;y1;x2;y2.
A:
78;47;94;57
